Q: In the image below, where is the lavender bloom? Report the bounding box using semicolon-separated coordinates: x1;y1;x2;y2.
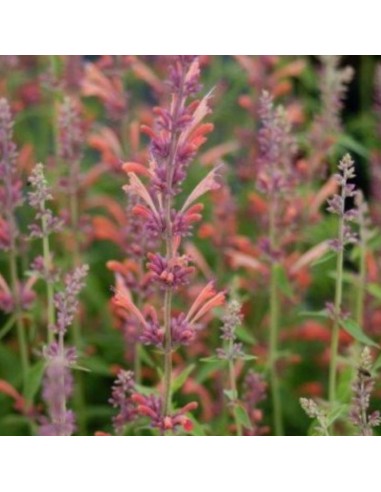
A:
257;90;297;196
349;347;381;436
58;96;83;164
0;98;22;251
243;370;268;435
39;342;77;436
109;370;137;434
327;154;358;252
39;264;88;436
216;300;245;361
54;264;89;334
316;56;354;136
370;65;381;222
244;370;267;407
220;299;243;340
300;398;329;436
27;163;63;239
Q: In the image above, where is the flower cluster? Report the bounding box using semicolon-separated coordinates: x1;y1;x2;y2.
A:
147;252;194;289
27;163;63;239
257;90;297;196
349;347;381;436
114;280;224;350
131;393;197;433
39;264;88;436
0;98;22;251
124;164;220;241
58;96;83;164
216;300;245;361
114;56;224;427
326;153;358;251
300;397;329;436
39;342;77;436
109;370;137;434
316;56;354;136
243;370;268;436
54;264;89;334
0;274;36;313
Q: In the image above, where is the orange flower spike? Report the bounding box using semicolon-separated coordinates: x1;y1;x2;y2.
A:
112;288;148;329
132;204;152;219
122;161;151;178
140;124;157;140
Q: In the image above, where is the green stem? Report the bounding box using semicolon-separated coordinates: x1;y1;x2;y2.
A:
57;331;68;436
228;339;242;436
134;342;142;385
163;288;173;416
356;207;366;328
9;246;29;394
268;199;283;436
41;211;55;344
328;194;345;405
161;68;186;419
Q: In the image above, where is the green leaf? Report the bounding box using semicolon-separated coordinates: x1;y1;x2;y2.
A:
368;232;381;252
201;356;226;363
327;404;348;426
233;405;253;430
25;360;45;403
236;326;256;345
138;345;156;369
0;315;16;341
311;251;336;267
373;353;381;372
187;416;206;436
367;283;381;301
338;134;369;159
84;356;111;376
298;310;329;320
224;389;235;401
274;264;293;298
197;359;227;383
135;384;158;396
172;364;195;393
339;319;379;348
240;354;257;362
72;364;91;373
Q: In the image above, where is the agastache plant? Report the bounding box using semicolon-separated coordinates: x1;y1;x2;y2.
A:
349;347;381;436
310;56;354;176
58;95;84;265
216;299;255;436
256;90;297;435
107;192;158;382
0;98;30;392
39;264;88;436
355;191;371;328
300;397;330;436
113;56;224;433
28;163;63;343
326;153;358;405
58;95;87;433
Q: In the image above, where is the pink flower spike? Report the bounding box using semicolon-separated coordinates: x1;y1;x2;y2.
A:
181;165;222;213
